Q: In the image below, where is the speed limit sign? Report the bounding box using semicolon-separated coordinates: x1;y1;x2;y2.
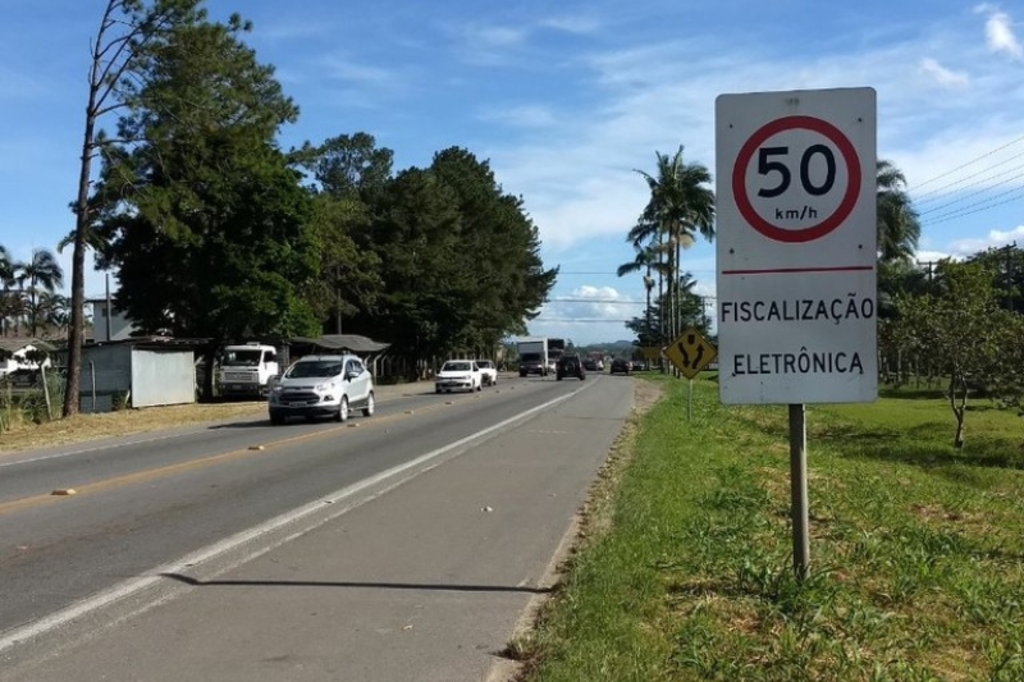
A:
715;87;877;405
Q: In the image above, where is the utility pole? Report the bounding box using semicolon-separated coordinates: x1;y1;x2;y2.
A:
1003;241;1017;312
916;259;936;285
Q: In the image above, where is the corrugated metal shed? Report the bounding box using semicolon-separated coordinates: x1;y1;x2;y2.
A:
80;338;199;412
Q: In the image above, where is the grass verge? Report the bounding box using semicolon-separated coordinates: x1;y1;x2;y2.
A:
0;401;266;454
518;375;1024;681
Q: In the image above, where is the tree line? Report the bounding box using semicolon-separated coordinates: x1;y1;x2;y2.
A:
56;0;555;410
0;248;68;338
619;145;1023;447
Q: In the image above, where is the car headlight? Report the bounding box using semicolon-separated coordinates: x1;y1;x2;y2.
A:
272;385;283;393
315;381;335;392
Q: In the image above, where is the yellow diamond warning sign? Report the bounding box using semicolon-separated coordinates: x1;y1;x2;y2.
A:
664;327;718;379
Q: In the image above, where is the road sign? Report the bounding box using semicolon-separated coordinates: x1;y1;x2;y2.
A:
715;87;877;404
639;346;662;361
664;327;718;380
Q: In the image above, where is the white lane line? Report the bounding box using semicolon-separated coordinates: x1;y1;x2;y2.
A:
0;381;592;654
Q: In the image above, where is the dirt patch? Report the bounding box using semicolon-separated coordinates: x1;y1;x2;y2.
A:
0;402;266;454
632;379;664;414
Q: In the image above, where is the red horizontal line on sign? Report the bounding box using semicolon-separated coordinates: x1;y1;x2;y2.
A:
721;265;875;275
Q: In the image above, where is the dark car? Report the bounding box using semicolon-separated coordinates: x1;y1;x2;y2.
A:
556;355;585;381
582;358;598;372
610;358;631;375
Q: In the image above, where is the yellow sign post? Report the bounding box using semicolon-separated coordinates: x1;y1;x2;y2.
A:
664;327;717;380
663;327;718;422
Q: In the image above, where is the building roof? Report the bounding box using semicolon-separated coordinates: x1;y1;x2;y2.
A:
0;337;57;354
83;336;209;350
289;334;390;354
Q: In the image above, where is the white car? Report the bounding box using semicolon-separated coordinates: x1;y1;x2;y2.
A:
435;360;482;393
476;359;498;386
268;354;375;425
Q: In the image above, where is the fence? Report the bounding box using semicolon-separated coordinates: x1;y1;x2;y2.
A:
0;369;66;433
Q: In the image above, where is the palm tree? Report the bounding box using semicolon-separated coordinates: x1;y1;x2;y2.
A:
617;243;668;346
0;245;15;336
17;249;65;336
877;160;921;263
32;292;71;337
633;146;715;347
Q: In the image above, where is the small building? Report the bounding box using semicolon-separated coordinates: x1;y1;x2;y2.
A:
79;337;201;413
0;337;54;377
87;296;138;343
287;334;390;376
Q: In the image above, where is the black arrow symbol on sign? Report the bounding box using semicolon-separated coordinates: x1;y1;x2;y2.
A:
692;343;704;369
677;341;691;368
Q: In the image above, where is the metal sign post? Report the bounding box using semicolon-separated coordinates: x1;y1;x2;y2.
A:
688;379;694;422
663;327;718;422
789;403;809;580
715;87;878;581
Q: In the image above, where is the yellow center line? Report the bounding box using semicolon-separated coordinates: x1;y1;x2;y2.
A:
0;395;476;517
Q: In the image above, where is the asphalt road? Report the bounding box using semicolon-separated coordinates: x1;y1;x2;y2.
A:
0;372;636;681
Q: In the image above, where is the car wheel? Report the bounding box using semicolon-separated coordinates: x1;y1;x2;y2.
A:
335;396;349;422
269;414;285;426
362;391;375;417
477;381;482;392
435;386;442;394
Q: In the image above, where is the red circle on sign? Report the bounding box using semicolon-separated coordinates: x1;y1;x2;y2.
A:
732;115;861;243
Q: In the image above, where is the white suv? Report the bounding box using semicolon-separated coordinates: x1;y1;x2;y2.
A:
269;354;375;425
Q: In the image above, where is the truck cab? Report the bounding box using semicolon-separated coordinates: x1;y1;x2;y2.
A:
218;342;280;398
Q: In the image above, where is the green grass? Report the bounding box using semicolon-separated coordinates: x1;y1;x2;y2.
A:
520;377;1024;681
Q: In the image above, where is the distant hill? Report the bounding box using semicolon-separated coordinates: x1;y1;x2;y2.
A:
574;339;635;356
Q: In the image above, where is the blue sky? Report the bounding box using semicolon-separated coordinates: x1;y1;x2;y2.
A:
1;0;1023;345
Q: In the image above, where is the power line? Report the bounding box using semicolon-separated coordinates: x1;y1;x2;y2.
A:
908;132;1024;193
921;187;1024;226
533;318;635;323
917;168;1024;217
559;270;718;276
547;298;646;304
913;153;1024;203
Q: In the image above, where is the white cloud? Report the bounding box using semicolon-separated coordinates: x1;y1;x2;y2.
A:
946;224;1024;255
538;15;602;34
978;6;1023;58
543;285;644;320
478;104;557;128
918;57;969;88
528;284;642;343
487;18;1024;255
914;249;962;264
254;18;337;43
320;55;406;88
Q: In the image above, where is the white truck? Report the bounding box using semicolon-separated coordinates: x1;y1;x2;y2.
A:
218;342;281;399
517;338;549;377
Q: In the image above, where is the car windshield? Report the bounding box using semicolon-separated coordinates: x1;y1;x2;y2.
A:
442;361;472;372
285;361;343;378
222;349;263;366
